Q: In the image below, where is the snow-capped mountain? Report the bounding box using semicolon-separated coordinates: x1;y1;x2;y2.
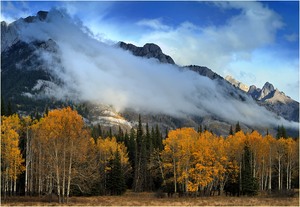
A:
1;10;298;136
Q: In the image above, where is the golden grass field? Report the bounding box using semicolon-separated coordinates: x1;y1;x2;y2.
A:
1;191;299;206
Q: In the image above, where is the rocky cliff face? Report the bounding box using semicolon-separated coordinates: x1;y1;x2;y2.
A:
225;75;249;92
1;11;49;52
185;65;223;80
118;41;175;64
249;82;274;101
248;82;299;122
1;21;19;52
225;74;299;122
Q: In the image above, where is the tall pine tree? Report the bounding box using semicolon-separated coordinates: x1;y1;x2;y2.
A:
1;96;6;116
241;141;259;196
235;122;241;133
229;125;234;135
107;150;126;195
7;100;13;116
133;114;144;192
276;125;287;139
144;123;153;191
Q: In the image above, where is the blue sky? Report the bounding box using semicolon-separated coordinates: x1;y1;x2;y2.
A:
1;1;299;101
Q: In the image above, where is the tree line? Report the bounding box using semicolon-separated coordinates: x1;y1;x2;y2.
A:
1;107;299;203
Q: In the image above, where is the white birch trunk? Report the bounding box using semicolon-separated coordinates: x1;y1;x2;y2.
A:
55;148;61;203
62;142;66;203
66;141;73;203
25;125;30;196
173;153;177;193
268;147;272;191
278;155;281;190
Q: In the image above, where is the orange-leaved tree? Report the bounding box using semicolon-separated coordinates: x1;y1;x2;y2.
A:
1;114;24;197
31;107;90;203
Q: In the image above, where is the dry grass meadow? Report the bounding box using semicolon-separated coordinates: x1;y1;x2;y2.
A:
1;191;299;206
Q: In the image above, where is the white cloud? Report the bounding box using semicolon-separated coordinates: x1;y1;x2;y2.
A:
0;1;32;23
284;33;298;42
133;1;283;69
124;1;298;101
136;18;171;30
16;8;298;129
227;48;299;101
0;13;15;24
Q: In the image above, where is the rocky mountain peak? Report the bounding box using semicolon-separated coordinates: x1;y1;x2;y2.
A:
225;75;249;92
247;82;298;122
248;85;257;92
37;11;48;21
143;43;162;53
257;82;275;101
23;11;48;23
1;11;49;52
118;41;175;64
262;82;275;93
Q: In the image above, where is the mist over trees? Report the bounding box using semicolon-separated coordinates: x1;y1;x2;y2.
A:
1;107;299;203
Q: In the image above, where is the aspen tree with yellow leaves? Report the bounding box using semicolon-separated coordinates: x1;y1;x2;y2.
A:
161;127;299;196
1;115;24;197
20;116;34;196
31;107;90;203
162;129;239;196
1;108;298;199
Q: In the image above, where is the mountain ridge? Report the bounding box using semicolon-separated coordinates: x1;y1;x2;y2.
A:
118;41;175;64
225;75;298;122
1;10;298;137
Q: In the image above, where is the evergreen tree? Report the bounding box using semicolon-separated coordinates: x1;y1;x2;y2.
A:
241;141;259;196
44;105;49;116
98;124;103;138
144;123;153;191
229;125;234;135
1;96;6;116
198;125;203;134
91;126;98;142
155;124;163;150
108;127;113;138
34;108;41;120
235;122;241;133
133;114;144;192
276;125;287;139
281;125;287;138
145;123;152;154
151;126;157;148
125;128;136;188
117;126;124;142
7;100;13;116
128;128;136;164
204;125;208;132
107;150;126;195
165;128;169;139
124;131;129;148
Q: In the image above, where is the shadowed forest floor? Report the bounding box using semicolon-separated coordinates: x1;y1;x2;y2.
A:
1;191;299;206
